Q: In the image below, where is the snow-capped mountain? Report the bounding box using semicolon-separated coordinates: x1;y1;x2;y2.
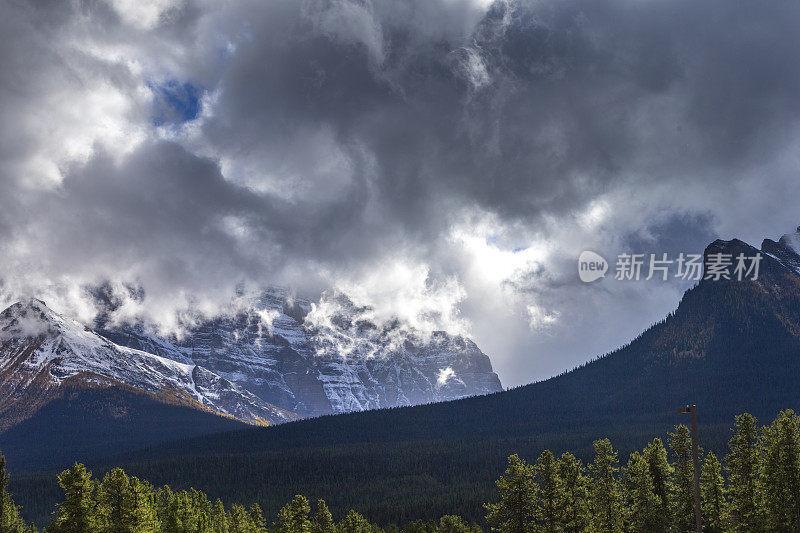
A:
100;289;503;417
0;298;296;430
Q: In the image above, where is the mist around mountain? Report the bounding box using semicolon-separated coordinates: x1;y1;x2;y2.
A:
0;288;502;469
95;288;502;418
10;226;800;525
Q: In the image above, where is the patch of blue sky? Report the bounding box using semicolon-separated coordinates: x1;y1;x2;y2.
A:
149;80;203;126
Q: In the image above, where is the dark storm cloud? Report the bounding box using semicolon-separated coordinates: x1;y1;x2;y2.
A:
2;0;800;383
196;0;800;233
623;213;718;260
36;140;388;292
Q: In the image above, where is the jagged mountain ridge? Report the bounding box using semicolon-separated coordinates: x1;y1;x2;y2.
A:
95;225;800;456
99;289;503;417
0;299;296;430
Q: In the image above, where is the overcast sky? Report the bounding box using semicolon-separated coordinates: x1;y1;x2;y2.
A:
2;0;800;387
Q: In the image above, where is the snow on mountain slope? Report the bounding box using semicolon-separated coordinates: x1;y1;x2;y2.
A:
0;299;296;429
762;226;800;276
101;289;503;417
780;227;800;256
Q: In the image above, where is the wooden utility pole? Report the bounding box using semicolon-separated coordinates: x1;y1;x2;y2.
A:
677;404;702;533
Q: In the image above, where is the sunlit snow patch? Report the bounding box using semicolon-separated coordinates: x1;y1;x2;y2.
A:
436;367;456;388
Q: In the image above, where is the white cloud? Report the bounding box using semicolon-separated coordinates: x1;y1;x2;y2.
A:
310;0;386;65
255;308;280;336
107;0;182;30
526;305;559;330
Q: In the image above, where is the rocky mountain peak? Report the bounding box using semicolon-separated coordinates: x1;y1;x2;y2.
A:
98;287;502;417
777;227;800;256
0;298;64;339
0;298;296;428
760;227;800;277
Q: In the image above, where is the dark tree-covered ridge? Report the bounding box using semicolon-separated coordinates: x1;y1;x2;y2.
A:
8;410;800;532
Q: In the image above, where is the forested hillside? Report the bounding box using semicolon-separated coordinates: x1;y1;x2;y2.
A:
6;410;800;532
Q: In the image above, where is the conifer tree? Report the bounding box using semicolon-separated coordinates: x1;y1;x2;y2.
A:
98;468;157;533
0;452;9;533
48;463;99;533
192;489;214;533
725;413;761;531
700;452;726;533
759;409;800;531
642;438;672;529
400;519;435;533
155;487;181;533
228;504;255;533
623;452;663;533
277;496;311;533
337;510;375;533
535;450;559;532
587;439;623;532
159;488;210;533
484;454;538;533
0;452;28;533
437;515;479;533
669;424;699;532
312;500;335;533
130;477;158;532
211;499;228;533
555;452;589;533
249;504;266;533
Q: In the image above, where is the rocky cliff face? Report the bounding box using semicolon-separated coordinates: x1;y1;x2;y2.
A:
101;289;503;417
0;299;296;429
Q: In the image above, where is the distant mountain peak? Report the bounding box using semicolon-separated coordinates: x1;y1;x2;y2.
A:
21;297;47;309
99;287;502;417
757;227;800;278
777;227;800;256
1;298;64;338
0;299;297;430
